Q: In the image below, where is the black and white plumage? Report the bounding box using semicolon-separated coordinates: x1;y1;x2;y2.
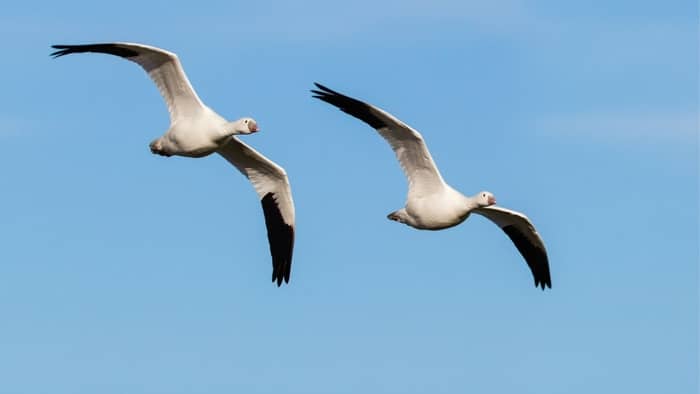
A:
51;42;296;285
218;138;296;286
312;83;551;290
51;42;259;157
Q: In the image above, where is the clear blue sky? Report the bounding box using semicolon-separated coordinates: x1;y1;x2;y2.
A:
0;1;697;393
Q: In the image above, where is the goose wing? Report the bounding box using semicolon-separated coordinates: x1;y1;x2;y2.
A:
217;137;295;286
51;42;206;122
473;205;551;289
312;83;446;198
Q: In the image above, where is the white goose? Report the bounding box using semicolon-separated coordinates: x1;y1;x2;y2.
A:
51;43;295;286
312;83;551;290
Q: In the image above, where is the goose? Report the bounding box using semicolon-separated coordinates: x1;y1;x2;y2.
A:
312;83;551;290
50;43;295;286
50;42;258;157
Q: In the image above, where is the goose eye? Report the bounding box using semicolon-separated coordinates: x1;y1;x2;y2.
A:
245;120;248;123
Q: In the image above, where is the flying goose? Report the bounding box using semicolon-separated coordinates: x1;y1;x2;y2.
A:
50;42;258;157
312;83;551;290
51;43;295;286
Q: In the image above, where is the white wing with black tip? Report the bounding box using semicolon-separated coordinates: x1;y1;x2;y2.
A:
51;42;206;122
311;83;447;198
473;205;551;289
217;137;296;286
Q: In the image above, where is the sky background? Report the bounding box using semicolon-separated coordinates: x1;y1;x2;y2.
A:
0;1;697;393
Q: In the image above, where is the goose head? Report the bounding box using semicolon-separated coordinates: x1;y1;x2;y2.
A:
476;191;497;207
229;117;259;135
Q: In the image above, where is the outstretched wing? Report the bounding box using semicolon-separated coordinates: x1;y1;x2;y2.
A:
217;137;295;286
473;205;551;289
312;83;446;198
51;42;205;122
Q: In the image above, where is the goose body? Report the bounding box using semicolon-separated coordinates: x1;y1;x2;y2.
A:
397;185;472;230
312;83;551;289
155;106;237;157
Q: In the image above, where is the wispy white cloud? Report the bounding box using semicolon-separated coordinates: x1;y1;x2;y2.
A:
534;110;698;145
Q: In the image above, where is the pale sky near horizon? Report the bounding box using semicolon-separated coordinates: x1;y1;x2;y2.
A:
0;1;697;393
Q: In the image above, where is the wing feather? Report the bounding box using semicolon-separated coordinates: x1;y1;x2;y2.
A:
217;137;295;286
473;205;551;289
51;42;205;122
312;83;445;198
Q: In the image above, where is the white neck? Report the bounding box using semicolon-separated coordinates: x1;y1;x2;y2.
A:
464;194;483;213
221;121;243;138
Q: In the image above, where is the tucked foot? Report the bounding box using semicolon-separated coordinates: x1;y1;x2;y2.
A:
149;140;172;157
387;208;409;224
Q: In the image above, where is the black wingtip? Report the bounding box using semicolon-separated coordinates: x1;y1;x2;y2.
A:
502;224;552;292
310;82;336;99
50;45;71;58
271;269;290;287
534;273;552;290
310;82;345;97
535;279;551;290
48;43;140;60
262;193;294;288
309;82;389;129
313;82;336;93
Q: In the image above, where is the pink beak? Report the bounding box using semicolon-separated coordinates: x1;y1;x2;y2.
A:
488;196;497;205
250;124;259;133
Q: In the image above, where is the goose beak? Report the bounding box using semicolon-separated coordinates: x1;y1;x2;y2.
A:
249;124;259;133
488;196;496;205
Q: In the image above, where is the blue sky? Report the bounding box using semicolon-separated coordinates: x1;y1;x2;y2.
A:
0;0;697;393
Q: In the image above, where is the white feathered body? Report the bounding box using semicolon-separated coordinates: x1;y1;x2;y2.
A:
404;185;473;230
154;106;230;157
